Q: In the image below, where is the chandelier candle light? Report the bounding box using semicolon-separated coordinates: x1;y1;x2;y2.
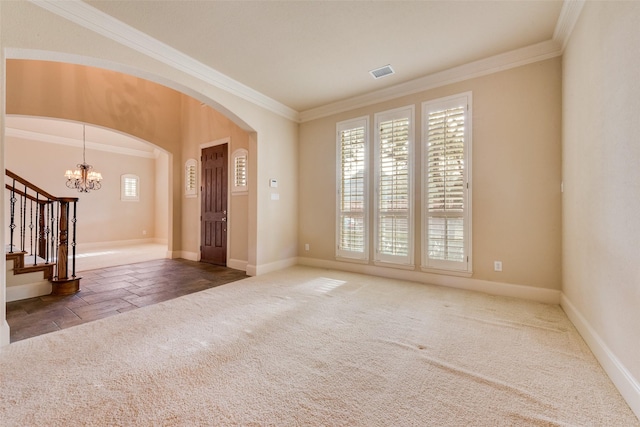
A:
65;124;103;192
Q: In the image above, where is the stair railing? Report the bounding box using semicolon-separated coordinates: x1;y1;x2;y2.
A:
5;169;79;285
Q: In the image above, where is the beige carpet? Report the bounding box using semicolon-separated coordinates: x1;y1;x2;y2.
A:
0;266;637;426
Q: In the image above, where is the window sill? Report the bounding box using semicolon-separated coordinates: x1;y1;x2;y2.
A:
335;256;369;265
420;266;472;278
373;261;415;271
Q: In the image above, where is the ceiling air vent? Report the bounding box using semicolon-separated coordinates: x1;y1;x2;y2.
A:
369;64;395;79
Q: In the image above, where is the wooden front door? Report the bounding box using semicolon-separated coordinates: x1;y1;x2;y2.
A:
201;144;228;265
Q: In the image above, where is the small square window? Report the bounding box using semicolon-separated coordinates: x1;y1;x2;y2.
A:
121;174;139;201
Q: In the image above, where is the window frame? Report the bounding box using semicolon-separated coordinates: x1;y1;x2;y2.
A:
120;174;140;202
335;116;369;262
373;105;415;267
231;149;249;195
185;158;197;198
421;92;472;274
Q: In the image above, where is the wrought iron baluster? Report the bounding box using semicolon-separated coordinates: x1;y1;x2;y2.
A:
56;202;61;279
44;202;49;263
9;180;17;253
34;193;39;266
71;201;78;278
21;184;27;252
30;198;36;266
50;201;56;267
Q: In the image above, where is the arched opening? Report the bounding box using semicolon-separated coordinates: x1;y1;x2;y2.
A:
5;116;170;272
4;58;253;297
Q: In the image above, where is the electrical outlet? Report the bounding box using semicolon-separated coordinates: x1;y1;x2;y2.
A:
304;243;310;251
494;261;502;272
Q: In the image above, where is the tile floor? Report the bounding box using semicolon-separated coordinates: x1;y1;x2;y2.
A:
6;258;248;342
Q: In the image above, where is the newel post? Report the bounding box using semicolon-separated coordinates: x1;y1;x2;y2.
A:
51;198;80;295
57;200;69;280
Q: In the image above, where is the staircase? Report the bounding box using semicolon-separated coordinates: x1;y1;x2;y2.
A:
5;169;81;301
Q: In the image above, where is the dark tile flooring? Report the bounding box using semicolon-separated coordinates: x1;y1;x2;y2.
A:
6;258;248;342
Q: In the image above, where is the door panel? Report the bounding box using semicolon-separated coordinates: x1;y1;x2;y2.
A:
201;144;228;265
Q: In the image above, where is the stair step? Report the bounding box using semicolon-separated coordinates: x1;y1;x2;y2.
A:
5;251;76;301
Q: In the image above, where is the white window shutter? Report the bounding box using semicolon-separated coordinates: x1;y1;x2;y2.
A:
336;117;368;260
374;106;414;266
231;149;249;194
121;174;140;202
423;93;472;272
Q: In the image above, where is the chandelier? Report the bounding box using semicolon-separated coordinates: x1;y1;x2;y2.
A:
64;125;103;193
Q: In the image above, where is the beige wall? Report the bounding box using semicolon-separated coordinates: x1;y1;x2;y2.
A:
5;136;158;244
0;1;300;343
0;1;8;345
180;96;250;264
562;0;640;412
5;59;185;254
4;60;254;264
154;151;170;243
299;58;562;290
6;60;183;155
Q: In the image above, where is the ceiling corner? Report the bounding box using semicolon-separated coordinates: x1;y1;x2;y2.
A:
553;0;586;51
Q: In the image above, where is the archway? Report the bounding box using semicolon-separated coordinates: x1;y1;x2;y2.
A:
4;58;253;296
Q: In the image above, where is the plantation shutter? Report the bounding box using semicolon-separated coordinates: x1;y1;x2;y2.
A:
336;118;368;260
124;177;138;198
234;155;247;188
375;107;413;265
423;94;471;271
121;174;140;201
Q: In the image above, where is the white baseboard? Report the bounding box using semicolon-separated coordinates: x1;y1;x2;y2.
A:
561;294;640;420
228;259;248;271
246;264;256;276
178;251;199;262
6;281;52;302
297;257;561;304
0;320;9;347
246;257;298;277
76;238;158;250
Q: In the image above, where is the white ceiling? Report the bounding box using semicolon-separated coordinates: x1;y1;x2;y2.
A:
9;1;573;149
85;0;566;113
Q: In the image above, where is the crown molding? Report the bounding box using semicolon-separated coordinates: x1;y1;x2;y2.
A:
6;127;157;159
553;0;586;51
299;39;562;123
29;0;582;125
29;0;299;123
